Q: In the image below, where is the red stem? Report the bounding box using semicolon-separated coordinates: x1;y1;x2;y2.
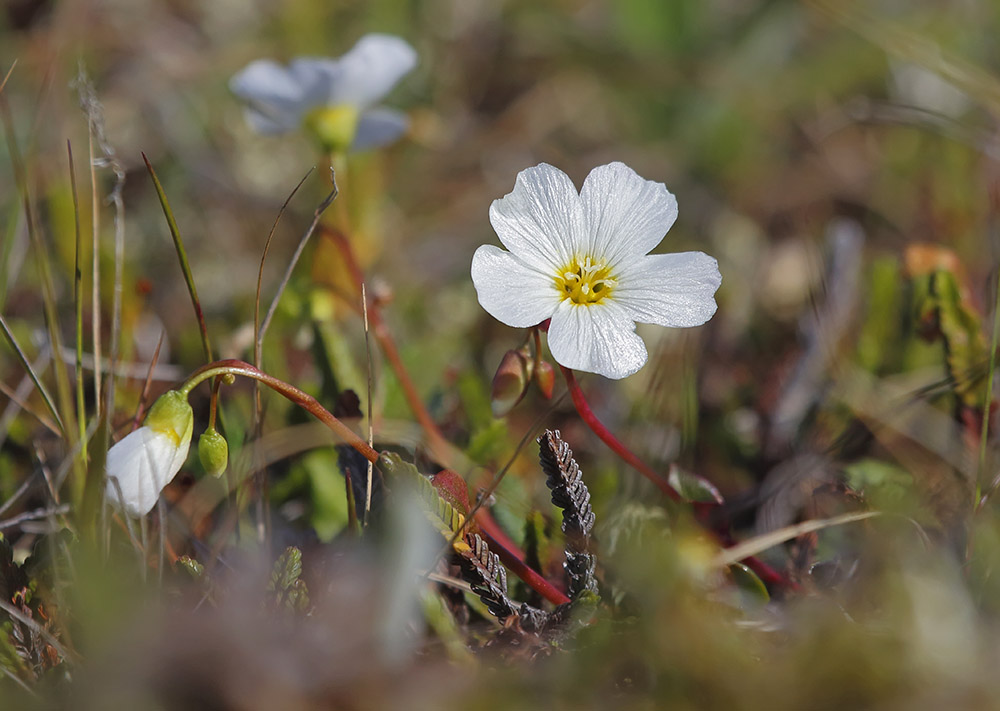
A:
185;359;380;464
561;365;796;591
481;530;570;606
322;226;449;454
474;510;521;556
561;366;681;501
325;226;526;558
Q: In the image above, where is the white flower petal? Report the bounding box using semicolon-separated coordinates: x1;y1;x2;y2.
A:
242;106;299;135
324;34;417;108
105;427;186;517
547;300;648;379
471;245;561;328
489;163;586;269
579;161;678;264
351;108;409;151
615;252;721;327
230;59;309;133
288;57;347;107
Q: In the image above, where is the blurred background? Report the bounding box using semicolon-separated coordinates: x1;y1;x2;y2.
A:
3;0;1000;707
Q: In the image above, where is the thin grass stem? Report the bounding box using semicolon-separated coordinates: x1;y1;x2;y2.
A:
0;313;64;434
68;140;88;462
142;153;213;363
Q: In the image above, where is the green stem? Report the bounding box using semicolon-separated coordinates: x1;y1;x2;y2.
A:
142;153;213;364
68;141;87;461
0;313;64;434
978;266;1000;504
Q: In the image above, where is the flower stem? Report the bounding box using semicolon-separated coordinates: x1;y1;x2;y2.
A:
321;226;450;455
560;366;682;501
481;530;570;606
561;365;795;590
181;359;379;464
322;227;529;552
182;360;560;600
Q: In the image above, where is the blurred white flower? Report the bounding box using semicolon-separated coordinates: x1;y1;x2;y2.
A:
471;162;721;379
106;391;193;517
229;33;416;152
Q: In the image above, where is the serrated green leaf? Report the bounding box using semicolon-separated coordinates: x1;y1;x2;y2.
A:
266;547;310;613
933;270;989;409
379;452;471;552
268;547;303;595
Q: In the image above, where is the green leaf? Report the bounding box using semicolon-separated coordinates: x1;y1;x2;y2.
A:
728;562;770;606
268;547;302;594
378;453;470;551
932;270;989;409
267;547;310;612
668;464;724;504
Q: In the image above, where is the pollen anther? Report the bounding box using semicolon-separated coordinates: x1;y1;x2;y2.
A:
555;255;616;305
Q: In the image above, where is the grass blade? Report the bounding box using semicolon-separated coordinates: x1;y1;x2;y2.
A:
711;511;881;568
0;312;64;434
68;140;88;461
141;152;212;363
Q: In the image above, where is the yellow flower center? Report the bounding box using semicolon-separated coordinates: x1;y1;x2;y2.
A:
555;255;616;305
303;104;361;153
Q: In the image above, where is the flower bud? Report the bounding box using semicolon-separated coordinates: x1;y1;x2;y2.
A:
106;390;194;517
198;427;229;478
145;390;195;447
534;360;555;400
490;347;533;417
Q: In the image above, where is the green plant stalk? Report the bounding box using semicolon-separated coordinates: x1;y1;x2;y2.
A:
87;126;102;412
68;141;87;461
141;153;213;364
253;168;316;372
977;266;1000;504
1;95;81;497
0;314;64;433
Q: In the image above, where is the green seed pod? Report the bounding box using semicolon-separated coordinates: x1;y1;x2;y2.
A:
198;428;229;478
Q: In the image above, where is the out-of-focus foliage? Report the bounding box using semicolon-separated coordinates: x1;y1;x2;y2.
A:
3;0;1000;708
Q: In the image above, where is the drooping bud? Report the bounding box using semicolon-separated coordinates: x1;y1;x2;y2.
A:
144;390;195;447
106;390;194;518
490;347;533;417
198;427;229;478
534;359;555;400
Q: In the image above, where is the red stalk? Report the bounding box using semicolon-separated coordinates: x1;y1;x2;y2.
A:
560;365;795;591
481;530;570;606
561;366;681;501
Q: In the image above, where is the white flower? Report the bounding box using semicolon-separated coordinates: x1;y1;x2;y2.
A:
471;162;722;380
229;33;417;152
105;391;193;517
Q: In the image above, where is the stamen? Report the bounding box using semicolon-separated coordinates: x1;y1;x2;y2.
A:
554;255;616;306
